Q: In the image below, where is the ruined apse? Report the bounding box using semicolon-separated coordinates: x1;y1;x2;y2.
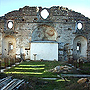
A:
0;6;90;61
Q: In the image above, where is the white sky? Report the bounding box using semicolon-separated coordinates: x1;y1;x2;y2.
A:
0;0;90;18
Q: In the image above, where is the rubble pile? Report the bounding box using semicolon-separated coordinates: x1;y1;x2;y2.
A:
48;65;73;73
77;78;89;84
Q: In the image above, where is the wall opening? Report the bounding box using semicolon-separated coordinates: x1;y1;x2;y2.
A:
8;42;13;51
77;42;81;53
2;35;16;58
77;22;82;30
7;21;13;29
40;9;49;19
73;36;87;60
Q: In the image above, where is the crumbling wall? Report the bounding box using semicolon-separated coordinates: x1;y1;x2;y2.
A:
32;24;57;41
0;6;90;61
15;23;37;59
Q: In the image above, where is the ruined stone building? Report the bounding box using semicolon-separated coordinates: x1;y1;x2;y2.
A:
0;6;90;61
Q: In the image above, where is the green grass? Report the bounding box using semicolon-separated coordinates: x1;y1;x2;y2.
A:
15;67;45;70
3;61;90;90
79;62;90;74
1;62;5;67
19;64;45;67
18;77;79;90
5;61;64;78
83;63;90;67
5;72;43;75
1;60;14;67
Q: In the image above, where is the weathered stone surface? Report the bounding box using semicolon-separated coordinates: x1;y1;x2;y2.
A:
54;66;61;71
0;6;90;61
48;65;73;73
77;78;89;84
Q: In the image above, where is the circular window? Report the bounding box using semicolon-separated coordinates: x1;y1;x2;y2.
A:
8;21;13;29
40;9;49;19
77;22;82;30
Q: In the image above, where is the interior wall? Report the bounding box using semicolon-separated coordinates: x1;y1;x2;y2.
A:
30;42;58;61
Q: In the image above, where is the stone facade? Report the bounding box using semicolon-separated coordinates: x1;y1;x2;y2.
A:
0;6;90;61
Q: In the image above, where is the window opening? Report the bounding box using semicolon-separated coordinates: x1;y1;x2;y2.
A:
9;43;13;51
77;46;79;51
40;9;49;19
77;22;82;30
22;19;24;21
77;42;81;53
8;21;13;29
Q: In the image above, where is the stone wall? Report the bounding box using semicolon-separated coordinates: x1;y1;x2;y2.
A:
0;6;90;61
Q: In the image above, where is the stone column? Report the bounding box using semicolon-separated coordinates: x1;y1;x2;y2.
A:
4;58;7;68
68;49;73;63
0;60;1;72
87;39;90;61
33;54;37;60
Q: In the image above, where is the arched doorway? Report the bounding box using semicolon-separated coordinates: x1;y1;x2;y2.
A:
2;35;16;58
73;36;87;60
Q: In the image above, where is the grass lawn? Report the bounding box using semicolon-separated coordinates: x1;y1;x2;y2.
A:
79;63;90;74
2;61;90;90
5;61;65;78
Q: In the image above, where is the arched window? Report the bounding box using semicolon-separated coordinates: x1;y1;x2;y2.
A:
77;22;82;30
7;20;14;29
77;42;81;53
8;42;13;51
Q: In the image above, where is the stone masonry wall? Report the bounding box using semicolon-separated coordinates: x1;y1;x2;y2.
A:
0;6;90;61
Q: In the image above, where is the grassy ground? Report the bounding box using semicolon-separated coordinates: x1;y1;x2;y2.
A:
1;61;90;90
79;63;90;74
5;61;65;78
18;77;79;90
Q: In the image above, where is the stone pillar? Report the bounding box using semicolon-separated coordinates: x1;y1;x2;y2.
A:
8;58;10;67
68;49;73;63
22;54;25;61
10;58;13;66
58;43;64;61
20;46;25;61
87;39;90;61
58;51;64;61
4;58;7;68
0;60;1;72
33;54;37;60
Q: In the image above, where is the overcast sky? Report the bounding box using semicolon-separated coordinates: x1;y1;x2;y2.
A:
0;0;90;18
